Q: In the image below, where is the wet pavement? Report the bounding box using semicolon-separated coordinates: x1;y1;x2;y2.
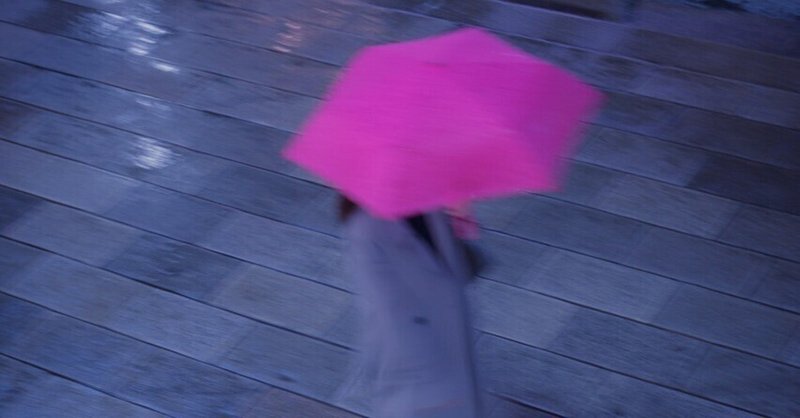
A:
1;0;799;417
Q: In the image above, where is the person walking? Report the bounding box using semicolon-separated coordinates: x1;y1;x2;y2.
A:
339;196;481;417
282;27;601;417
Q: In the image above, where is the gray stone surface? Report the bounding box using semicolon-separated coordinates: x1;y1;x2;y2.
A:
0;98;35;137
469;280;578;348
0;140;138;213
199;164;329;228
5;104;229;194
0;294;48;351
475;230;551;285
1;0;798;415
182;75;320;132
576;127;708;185
747;260;800;313
0;185;40;230
719;205;800;262
103;287;256;362
505;196;647;260
652;286;800;358
684;347;800;417
0;22;201;104
119;348;270;417
211;265;351;339
689;155;800;216
2;202;142;266
595;174;741;237
624;227;768;295
104;234;242;301
150;31;337;97
244;388;360;418
202;212;347;289
0;238;42;283
0;355;164;418
2;255;148;324
473;194;535;231
525;250;679;321
482;4;627;50
668;107;800;169
547;310;708;387
103;184;233;243
780;330;800;367
476;334;606;417
633;67;800;129
488;397;560;418
633;0;800;57
4;310;154;393
585;372;760;418
615;28;800;92
221;324;352;401
592;92;686;138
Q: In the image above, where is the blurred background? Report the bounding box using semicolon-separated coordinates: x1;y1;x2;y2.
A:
0;0;798;417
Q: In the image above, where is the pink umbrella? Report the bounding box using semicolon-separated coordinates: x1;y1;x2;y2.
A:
283;27;603;219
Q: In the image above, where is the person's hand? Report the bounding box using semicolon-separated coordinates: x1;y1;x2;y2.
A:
446;204;479;240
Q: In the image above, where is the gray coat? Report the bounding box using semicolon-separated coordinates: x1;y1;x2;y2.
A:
340;209;480;418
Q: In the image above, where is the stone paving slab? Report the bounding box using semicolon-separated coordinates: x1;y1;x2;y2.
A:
0;186;40;232
667;107;800;170
3;202;143;266
468;280;579;348
202;211;347;289
614;27;800;92
633;0;800;58
117;346;271;418
210;264;351;340
585;372;759;418
651;285;800;359
505;196;648;260
2;302;158;395
476;334;607;417
632;67;800;130
104;233;243;301
244;388;360;418
684;347;800;417
522;249;680;321
546;309;709;388
477;334;759;417
0;100;230;194
719;205;800;262
487;397;560;418
0;60;300;173
2;0;799;416
747;260;800;315
595;173;741;237
623;226;769;295
103;183;235;244
689;155;800;217
220;322;352;405
0;140;139;213
575;127;709;186
0;355;164;418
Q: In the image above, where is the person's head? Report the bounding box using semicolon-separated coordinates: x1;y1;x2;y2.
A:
338;194;358;222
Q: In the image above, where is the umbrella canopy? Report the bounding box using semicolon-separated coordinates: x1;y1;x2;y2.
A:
283;27;603;219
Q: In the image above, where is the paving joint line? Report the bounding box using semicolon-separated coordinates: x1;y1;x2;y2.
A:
0;292;365;417
482;331;778;418
0;351;176;418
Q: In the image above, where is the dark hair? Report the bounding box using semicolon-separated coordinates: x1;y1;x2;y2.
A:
339;194;358;222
